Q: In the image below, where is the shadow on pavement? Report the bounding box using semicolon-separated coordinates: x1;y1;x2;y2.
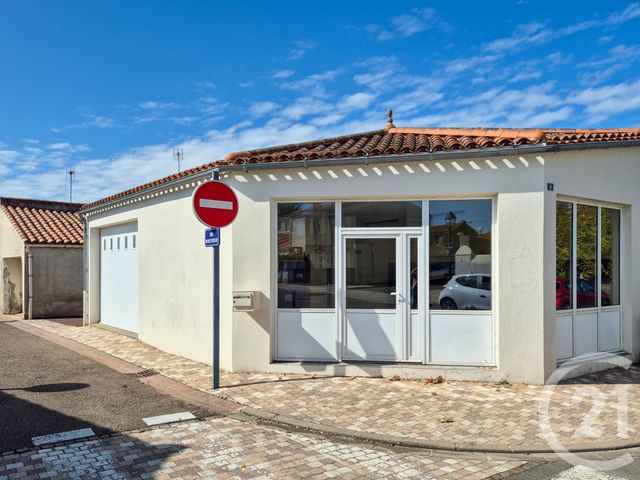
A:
0;390;186;477
2;382;90;393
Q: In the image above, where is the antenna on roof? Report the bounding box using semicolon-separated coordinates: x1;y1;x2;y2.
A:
65;169;75;203
173;148;184;173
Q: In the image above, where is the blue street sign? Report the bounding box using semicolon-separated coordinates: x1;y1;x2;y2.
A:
205;227;220;247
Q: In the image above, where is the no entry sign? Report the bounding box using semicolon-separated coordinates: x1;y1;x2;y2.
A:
192;180;239;228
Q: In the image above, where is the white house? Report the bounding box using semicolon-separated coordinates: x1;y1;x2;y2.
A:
80;118;640;384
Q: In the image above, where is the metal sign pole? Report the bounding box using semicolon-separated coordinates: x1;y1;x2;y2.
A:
212;170;220;390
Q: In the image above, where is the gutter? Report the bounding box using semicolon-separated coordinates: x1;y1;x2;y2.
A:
79;139;640;214
25;246;33;320
79;169;213;215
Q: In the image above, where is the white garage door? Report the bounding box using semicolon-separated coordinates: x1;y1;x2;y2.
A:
100;223;139;334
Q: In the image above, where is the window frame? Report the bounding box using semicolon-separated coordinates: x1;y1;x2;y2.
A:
555;199;622;312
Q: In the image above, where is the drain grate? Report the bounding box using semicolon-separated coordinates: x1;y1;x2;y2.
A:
125;369;158;378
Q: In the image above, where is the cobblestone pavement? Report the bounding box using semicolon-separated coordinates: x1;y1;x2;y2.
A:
22;319;640;450
0;416;530;479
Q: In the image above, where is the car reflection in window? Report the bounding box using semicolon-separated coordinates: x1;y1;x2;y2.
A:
438;274;491;310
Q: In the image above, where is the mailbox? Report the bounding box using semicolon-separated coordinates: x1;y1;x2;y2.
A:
232;291;260;311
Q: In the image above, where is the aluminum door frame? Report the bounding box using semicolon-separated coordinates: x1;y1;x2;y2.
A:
339;228;422;362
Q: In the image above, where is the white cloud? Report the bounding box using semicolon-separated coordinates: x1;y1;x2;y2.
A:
278;69;343;97
340;92;377;110
484;22;552;53
249;101;279;117
288;40;316;60
369;8;442;41
48;142;70;150
197;96;229;114
484;3;640;53
139;101;180;110
272;69;295;79
281;97;332;120
192;80;216;90
567;79;640;122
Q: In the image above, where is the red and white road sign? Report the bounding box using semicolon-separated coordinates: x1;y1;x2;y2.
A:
192;181;239;228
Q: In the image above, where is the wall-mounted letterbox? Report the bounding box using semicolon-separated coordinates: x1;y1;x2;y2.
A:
232;291;260;311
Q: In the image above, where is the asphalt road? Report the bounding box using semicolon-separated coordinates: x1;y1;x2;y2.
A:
0;322;211;453
506;453;640;479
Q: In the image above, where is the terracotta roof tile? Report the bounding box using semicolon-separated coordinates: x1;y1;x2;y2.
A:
82;126;640;211
0;198;84;245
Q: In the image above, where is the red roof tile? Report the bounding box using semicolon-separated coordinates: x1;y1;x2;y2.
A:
0;198;84;245
82;126;640;211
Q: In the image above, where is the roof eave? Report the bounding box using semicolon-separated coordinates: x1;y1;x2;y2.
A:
80;138;640;215
218;139;640;173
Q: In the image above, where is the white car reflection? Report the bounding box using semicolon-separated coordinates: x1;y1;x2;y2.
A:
438;274;491;310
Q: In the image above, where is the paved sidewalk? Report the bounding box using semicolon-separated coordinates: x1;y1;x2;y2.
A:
21;319;640;453
0;416;529;479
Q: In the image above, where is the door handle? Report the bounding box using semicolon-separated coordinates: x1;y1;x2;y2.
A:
480;294;487;298
390;292;397;295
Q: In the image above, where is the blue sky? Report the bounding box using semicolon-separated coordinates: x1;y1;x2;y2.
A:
1;1;640;202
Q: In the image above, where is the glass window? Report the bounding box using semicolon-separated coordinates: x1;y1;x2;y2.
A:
342;201;422;227
481;276;491;291
429;200;492;310
409;237;418;310
278;203;335;308
601;208;620;306
576;204;598;309
455;275;477;288
556;202;573;310
345;238;396;309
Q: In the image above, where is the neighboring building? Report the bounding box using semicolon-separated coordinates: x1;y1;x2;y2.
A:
80;117;640;384
0;197;84;318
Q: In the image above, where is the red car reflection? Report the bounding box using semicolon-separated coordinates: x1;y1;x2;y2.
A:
556;278;610;309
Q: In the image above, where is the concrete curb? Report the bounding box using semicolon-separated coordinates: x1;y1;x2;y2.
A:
13;320;640;456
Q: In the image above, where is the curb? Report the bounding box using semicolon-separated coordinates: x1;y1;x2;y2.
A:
12;321;640;456
235;406;640;455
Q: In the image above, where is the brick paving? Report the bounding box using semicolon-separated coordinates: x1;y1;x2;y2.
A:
0;416;529;479
21;319;640;450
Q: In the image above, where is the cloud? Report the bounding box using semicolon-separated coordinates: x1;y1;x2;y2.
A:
366;8;443;41
56;112;115;130
567;79;640;122
197;96;229;114
340;92;377;110
249;101;279;118
278;69;343;97
484;22;553;53
288;40;316;60
139;101;180;110
272;69;295;79
48;142;70;150
484;3;640;53
192;80;216;90
281;97;332;120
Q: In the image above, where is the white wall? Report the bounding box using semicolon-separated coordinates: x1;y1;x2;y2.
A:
83;146;640;384
223;153;549;383
544;148;640;363
86;181;219;365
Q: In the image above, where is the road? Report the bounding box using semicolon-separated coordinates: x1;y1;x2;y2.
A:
0;322;211;452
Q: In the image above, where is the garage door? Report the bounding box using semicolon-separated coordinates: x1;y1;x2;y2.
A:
100;223;138;334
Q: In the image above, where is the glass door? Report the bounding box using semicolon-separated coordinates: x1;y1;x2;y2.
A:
342;234;420;361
